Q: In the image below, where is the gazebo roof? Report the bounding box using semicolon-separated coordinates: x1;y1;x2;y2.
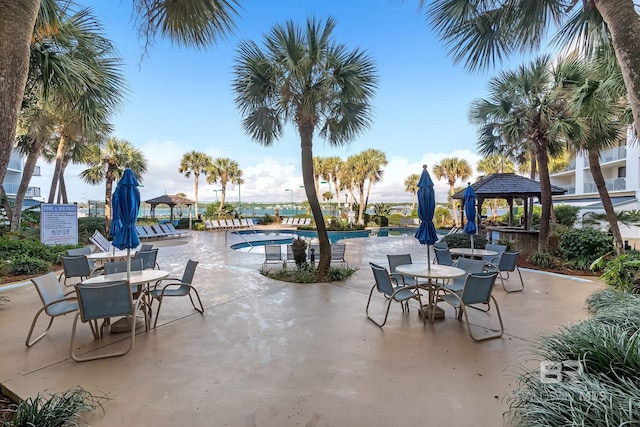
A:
144;194;195;206
452;173;567;200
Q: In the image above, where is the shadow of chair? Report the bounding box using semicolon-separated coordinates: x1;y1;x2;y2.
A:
149;260;204;328
70;280;143;362
26;272;79;347
485;250;524;293
433;272;504;341
59;255;93;286
366;262;423;328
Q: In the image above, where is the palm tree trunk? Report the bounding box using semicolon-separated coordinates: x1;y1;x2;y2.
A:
105;167;114;233
588;151;624;254
10;142;41;231
0;0;39;190
48;134;68;203
357;184;366;225
449;183;459;227
528;151;537;229
333;178;340;207
59;160;69;204
596;1;640;138
299;122;329;279
536;143;552;253
194;174;199;216
219;185;227;217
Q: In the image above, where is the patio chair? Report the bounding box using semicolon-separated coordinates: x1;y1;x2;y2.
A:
433;240;449;250
263;245;283;267
70;280;144;362
433;272;504;341
89;230;112;252
26;272;79;347
59;255;93;286
139;243;154;251
133;248;159;270
104;259;144;296
67;246;97;271
330;244;347;267
149;260;204;328
366;263;423;328
484;244;507;266
434;246;454;266
485;250;524;293
443;257;486;293
387;253;423;287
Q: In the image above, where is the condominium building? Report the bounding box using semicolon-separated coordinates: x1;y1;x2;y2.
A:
3;149;42;208
550;141;640;239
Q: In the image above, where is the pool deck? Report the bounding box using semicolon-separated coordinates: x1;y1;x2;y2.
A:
0;228;604;426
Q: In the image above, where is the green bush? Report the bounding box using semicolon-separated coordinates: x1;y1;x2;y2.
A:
434;206;451;228
78;217;106;244
529;251;552;268
8;255;50;275
387;213;403;226
560;228;613;270
595;253;640;292
260;263;358;283
554;204;579;227
442;233;487;249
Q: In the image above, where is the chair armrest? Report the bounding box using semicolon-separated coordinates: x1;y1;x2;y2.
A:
389;273;406;286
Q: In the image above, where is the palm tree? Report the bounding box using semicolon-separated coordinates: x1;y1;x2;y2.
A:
232;16;377;279
206;157;243;217
313;157;326;197
404;173;420;213
0;0;239;209
470;55;583;252
323;156;342;209
362;149;387;218
80;137;147;231
423;0;640;143
179;151;212;215
433;157;472;227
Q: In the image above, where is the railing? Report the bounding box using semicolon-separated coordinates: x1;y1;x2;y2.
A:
33;166;41;176
3;183;41;197
8;158;22;171
584;146;627;166
557;184;575;195
26;187;41;197
554;159;576;174
584;178;626;193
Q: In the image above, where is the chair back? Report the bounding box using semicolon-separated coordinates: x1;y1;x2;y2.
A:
286;244;295;261
456;257;486;274
484;244;507;264
90;230;111;252
75;280;133;321
369;263;394;297
140;244;153;251
104;259;143;275
67;247;92;256
387;254;412;273
461;272;498;305
61;255;92;279
31;272;68;313
434;247;453;266
330;244;346;261
134;249;158;269
181;260;199;284
498;251;520;272
136;225;149;237
433;241;449;250
264;245;282;262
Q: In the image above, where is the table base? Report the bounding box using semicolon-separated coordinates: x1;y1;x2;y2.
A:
419;304;445;320
111;315;146;333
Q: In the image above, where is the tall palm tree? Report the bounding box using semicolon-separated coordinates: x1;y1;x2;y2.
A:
404;173;420;213
313;157;326;197
470;55;583;252
423;0;640;144
0;0;239;206
179;151;212;215
206;157;243;217
362;148;387;217
232;16;377;279
323;156;342;209
80;137;147;231
433;157;472;227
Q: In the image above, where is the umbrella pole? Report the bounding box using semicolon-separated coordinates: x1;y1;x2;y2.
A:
126;249;131;281
471;234;474;251
427;245;431;272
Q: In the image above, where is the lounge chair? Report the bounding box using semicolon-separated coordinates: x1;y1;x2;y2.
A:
433;272;504;341
330;244;347;267
26;272;79;347
301;218;311;226
263;245;283;267
149;260;204;328
70;279;144;361
285;244;297;265
151;224;171;238
165;222;191;237
136;225;152;240
366;263;423;327
291;218;300;226
90;230;112;252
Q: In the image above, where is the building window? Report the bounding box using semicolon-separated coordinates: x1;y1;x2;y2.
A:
618;166;626;178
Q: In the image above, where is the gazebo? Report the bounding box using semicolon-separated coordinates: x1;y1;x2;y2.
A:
452;173;567;253
144;194;195;224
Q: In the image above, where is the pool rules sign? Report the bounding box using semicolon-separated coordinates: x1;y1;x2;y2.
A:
41;204;78;246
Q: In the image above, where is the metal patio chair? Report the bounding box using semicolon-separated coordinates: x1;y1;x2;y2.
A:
149;260;204;328
366;262;423;328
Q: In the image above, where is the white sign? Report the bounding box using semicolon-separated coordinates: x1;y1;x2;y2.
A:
41;204;78;246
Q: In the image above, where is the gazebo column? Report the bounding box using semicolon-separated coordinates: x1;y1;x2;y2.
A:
507;197;514;227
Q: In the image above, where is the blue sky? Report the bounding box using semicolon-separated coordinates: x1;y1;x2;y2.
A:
36;0;518;205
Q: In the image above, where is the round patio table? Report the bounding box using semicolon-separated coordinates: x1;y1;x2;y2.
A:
449;248;497;259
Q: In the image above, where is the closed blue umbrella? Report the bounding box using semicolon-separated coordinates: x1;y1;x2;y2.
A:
463;183;477;250
414;165;438;266
110;168;140;279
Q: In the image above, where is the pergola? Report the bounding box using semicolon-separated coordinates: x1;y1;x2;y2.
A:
144;194;195;225
452;173;567;231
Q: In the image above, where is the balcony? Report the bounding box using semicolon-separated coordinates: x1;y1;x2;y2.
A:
8;158;22;171
551;158;576;175
3;183;41;197
584;146;627;167
557;184;575;195
584;178;626;194
33;165;41;177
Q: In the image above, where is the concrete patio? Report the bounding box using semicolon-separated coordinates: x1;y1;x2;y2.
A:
0;229;604;426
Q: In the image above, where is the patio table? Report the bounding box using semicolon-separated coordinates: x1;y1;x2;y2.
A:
395;263;465;321
449;248;497;260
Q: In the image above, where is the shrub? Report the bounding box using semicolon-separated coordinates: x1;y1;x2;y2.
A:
496;237;518;251
594;253;640;293
442;233;487;249
387;213;403;226
78;217;106;244
8;255;50;275
529;251;552;268
260;263;358;283
554;204;579;227
560;228;613;270
434;206;451;228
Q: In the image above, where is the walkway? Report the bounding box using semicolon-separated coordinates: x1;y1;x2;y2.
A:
0;229;603;426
